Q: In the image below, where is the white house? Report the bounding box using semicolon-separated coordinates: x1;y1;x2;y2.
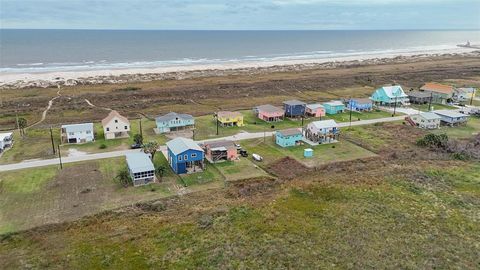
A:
126;152;156;187
61;123;94;144
304;119;339;144
410;112;441;129
433;110;469;126
453;87;476;102
0;132;14;153
102;110;130;140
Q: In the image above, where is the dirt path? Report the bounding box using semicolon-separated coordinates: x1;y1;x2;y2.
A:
84;98;111;111
28;89;62;129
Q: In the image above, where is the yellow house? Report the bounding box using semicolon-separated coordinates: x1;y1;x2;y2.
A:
216;111;244;127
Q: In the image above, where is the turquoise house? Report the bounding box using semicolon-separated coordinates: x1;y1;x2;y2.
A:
322;100;345;115
275;128;303;147
370;85;409;106
155;112;195;133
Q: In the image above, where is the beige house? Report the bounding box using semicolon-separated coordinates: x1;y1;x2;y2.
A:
410;112;441;129
102;110;130;139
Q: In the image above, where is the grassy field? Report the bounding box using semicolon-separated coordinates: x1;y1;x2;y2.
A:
432;117;480;139
1;159;478;268
240;137;377;168
214;158;271;181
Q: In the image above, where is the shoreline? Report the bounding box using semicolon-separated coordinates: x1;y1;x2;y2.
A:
1;48;479;89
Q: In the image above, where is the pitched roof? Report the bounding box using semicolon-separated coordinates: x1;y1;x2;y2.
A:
166;137;203;155
61;123;94;133
323;100;344;107
202;140;236;149
306;103;324;110
350;98;372;104
420;83;454;95
277;128;302;137
126;152;155;173
408;90;431;98
156;112;194;122
101;110;130;126
310;119;338;129
433;110;469;118
255;104;284;113
283;100;306;106
378;85;408;98
217;111;242;118
418;112;441;120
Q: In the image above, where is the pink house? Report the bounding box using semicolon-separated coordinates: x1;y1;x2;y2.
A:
255;104;285;122
306;104;326;117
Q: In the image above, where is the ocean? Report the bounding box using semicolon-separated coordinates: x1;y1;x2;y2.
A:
1;29;479;73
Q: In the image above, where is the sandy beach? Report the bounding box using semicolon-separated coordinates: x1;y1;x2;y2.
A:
1;47;478;89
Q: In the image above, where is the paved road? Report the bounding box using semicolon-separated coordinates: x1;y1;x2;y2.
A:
0;115;407;172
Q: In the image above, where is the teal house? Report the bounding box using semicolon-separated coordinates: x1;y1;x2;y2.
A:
370;85;409;106
322;100;345;115
275;128;303;147
155;112;195;133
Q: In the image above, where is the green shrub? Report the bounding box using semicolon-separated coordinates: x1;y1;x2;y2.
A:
99;143;107;149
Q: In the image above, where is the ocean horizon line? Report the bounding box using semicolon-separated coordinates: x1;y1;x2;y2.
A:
1;28;480;32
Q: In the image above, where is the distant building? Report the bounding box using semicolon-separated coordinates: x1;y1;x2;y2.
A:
102;110;130;140
409;112;441;129
155;112;195;134
61;123;94;144
0;132;13;153
202;140;238;163
216;111;244;127
433;110;469;126
126;152;156;187
166;137;205;174
322;100;345;115
420;83;454;104
304;120;339;144
254;104;285;122
408;91;432;104
453;87;476;102
283;100;306;118
275;128;303;148
370;85;409;106
305;104;325;117
346;98;373;111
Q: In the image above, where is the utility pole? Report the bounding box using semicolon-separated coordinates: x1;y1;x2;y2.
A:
139;119;143;138
349;98;353;127
470;88;476;106
216;115;219;136
50;127;56;155
393;96;398;116
428;92;433;111
57;145;63;169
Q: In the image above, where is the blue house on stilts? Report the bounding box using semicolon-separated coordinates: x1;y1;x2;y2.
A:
166;137;205;174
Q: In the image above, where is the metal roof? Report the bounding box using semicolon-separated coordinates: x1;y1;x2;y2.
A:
126;152;155;173
433;110;469;118
0;132;13;141
306;103;324;110
418;112;441;120
202;140;236;149
378;85;408;98
61;123;94;133
166;137;204;155
283;100;306;106
277;128;302;137
156;112;194;122
420;83;454;95
408;91;431;98
101;110;130;126
255;104;284;113
309;119;338;129
323;100;344;106
350;98;372;104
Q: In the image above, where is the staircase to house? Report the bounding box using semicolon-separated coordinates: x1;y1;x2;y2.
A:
405;116;416;126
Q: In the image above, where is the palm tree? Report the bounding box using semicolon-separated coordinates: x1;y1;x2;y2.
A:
156;165;166;181
17;117;27;136
142;141;159;160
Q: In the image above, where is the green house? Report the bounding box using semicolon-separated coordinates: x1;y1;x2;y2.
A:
370;85;409;106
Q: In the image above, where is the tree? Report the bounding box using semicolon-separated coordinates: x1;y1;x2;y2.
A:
143;141;159;160
116;167;132;187
17;117;27;136
133;133;143;145
156;165;167;181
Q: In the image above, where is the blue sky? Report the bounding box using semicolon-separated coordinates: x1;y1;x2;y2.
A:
1;0;479;30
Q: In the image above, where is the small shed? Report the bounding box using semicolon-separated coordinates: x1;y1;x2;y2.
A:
304;148;313;158
126;152;156;187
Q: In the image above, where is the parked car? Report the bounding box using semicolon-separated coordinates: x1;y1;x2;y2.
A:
252;153;263;162
131;143;143;149
239;149;248;157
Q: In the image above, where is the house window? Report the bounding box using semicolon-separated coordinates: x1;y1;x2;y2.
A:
106;128;110;131
86;130;91;134
69;132;74;136
124;126;128;130
178;155;182;161
114;119;118;123
184;154;188;160
191;153;197;158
